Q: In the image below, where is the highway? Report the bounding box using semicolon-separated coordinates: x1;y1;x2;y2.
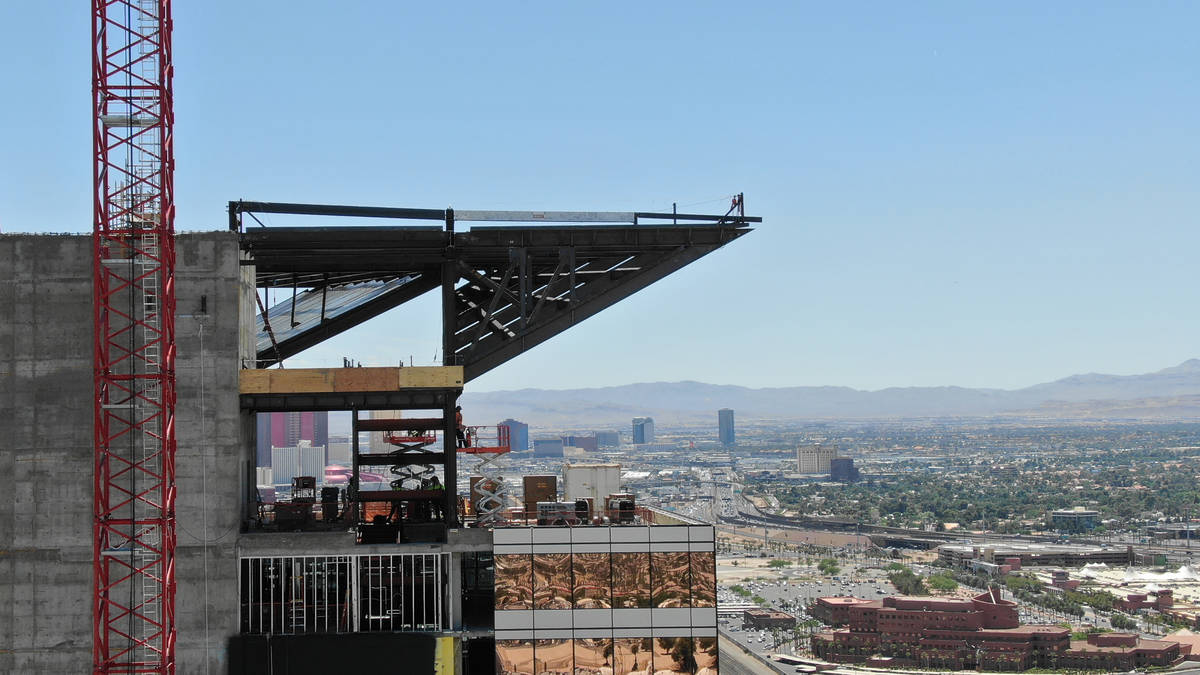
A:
702;479;1200;564
718;635;789;675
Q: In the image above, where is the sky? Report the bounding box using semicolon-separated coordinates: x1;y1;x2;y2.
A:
2;2;1197;393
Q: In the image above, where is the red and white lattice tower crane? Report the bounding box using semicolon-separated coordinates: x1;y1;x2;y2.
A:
92;0;176;672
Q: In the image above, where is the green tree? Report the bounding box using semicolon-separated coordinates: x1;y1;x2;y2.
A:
927;573;958;592
887;568;927;595
1111;614;1138;630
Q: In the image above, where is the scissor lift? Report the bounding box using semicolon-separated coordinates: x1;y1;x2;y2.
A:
352;416;512;538
459;425;511;527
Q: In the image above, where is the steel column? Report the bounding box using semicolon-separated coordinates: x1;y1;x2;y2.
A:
441;210;460;528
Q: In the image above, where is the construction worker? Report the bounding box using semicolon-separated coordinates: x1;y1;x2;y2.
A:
455;405;468;448
428;476;445;520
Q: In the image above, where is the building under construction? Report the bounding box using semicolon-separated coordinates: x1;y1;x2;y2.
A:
0;199;755;673
0;4;756;673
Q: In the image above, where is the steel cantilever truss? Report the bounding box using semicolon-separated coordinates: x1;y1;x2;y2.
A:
92;0;176;672
448;224;747;381
235;201;757;381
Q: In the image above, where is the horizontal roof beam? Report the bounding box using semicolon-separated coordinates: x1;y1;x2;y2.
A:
230;200;762;231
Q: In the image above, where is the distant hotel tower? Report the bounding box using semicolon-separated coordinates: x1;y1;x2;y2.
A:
718;408;735;446
593;430;621;448
632;416;655;444
501;418;529;452
255;411;329;467
830;457;860;482
798;444;838;474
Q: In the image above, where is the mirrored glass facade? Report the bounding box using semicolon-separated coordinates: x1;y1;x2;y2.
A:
652;551;691;608
613;638;653;675
534;553;573;609
573;637;613;675
611;552;651;608
494;526;717;674
497;639;535;675
690;552;716;607
535;639;574;675
694;637;718;674
501;637;716;675
654;637;694;675
572;552;612;609
495;554;533;610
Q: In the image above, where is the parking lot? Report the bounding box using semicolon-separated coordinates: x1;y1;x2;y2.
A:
716;556;898;667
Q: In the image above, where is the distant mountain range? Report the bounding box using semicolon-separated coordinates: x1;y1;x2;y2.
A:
459;359;1200;427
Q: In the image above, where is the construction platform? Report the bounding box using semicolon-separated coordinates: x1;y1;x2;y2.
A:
239;366;463;412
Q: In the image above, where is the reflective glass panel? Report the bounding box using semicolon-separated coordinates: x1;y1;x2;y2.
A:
495;554;533;610
652;551;691;608
694;636;718;674
574;637;613;675
613;637;653;675
497;639;535;675
535;638;574;675
690;552;716;608
534;553;573;609
611;552;650;608
572;553;612;609
653;636;694;675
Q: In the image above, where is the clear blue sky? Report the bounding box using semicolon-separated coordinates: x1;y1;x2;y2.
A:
2;2;1197;392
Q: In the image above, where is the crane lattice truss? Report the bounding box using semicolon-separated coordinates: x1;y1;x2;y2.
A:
92;0;176;672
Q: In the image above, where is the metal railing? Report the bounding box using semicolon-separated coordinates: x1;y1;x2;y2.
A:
239;553;449;635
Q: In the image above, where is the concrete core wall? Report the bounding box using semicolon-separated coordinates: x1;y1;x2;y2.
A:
0;232;250;673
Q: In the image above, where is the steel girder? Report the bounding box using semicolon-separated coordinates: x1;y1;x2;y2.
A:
236;203;755;383
449;233;746;381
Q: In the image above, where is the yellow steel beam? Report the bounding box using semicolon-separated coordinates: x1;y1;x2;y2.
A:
239;366;464;394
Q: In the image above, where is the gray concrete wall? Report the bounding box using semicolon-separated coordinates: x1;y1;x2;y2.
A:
0;232;249;673
0;234;96;672
173;232;253;673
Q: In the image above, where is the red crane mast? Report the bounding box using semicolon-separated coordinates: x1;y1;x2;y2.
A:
91;0;176;672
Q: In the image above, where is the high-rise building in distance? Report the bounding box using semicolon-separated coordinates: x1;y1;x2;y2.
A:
501;418;529;452
532;438;565;458
594;430;621;448
256;411;329;467
798;444;838;474
632;417;655;444
830;457;860;482
562;434;598;452
718;408;735;446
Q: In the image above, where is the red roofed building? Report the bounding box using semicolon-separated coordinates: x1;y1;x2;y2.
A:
743;608;796;630
810;596;874;626
810;589;1183;670
1114;588;1173;612
1059;632;1183;671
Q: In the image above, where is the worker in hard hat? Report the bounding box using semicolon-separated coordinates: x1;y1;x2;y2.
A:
455;405;468;448
427;476;445;520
